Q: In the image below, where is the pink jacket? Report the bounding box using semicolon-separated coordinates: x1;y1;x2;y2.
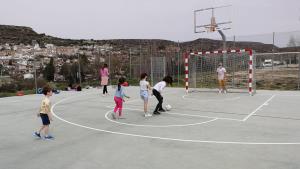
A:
100;68;109;77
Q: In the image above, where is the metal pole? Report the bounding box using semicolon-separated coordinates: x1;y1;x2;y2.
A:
33;49;38;94
108;52;111;86
177;41;180;86
163;56;166;77
78;53;81;86
194;11;196;33
139;44;142;75
272;32;275;81
218;30;227;67
233;35;236;48
151;57;153;86
298;54;300;90
31;40;38;94
129;48;131;79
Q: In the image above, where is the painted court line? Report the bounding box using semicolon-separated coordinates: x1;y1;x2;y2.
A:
242;95;276;121
165;112;243;122
51;93;300;145
182;95;241;102
105;109;218;127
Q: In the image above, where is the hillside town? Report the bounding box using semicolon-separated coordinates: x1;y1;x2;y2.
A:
0;42;113;81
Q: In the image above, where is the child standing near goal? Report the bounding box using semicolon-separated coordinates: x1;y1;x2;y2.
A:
217;63;227;93
152;76;173;115
112;77;130;119
140;73;152;117
34;86;54;140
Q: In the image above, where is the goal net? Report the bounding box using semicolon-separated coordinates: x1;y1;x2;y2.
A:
185;49;256;95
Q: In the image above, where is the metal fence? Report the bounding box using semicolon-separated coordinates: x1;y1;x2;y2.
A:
107;48;183;87
2;30;300;96
255;52;300;90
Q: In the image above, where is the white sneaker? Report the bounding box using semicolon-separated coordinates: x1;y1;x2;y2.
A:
145;113;152;117
224;90;227;94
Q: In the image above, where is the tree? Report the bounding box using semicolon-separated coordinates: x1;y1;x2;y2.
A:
43;58;55;81
8;59;13;65
60;63;71;81
0;64;3;76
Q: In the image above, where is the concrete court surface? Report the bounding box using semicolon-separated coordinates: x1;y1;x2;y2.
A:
1;86;300;169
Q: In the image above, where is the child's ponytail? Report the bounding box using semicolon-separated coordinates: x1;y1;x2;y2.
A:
118;77;126;91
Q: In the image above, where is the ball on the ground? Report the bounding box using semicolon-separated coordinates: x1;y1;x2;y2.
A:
165;104;172;111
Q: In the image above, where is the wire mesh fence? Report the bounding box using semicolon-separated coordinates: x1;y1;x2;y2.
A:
1;30;300;97
255;52;300;90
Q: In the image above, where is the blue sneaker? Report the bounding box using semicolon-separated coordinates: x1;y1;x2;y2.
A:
44;135;54;140
33;132;41;138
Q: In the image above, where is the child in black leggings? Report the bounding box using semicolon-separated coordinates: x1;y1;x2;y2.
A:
152;76;173;115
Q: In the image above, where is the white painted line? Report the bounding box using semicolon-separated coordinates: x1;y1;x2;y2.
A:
242;95;276;121
51;93;300;145
104;104;220;126
165;112;243;122
105;109;218;127
276;95;300;97
106;104;242;122
182;95;241;102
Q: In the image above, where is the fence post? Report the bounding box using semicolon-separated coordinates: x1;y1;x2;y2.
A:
129;48;131;80
272;32;275;81
177;41;180;87
151;57;153;86
139;45;142;76
108;52;111;86
298;54;300;90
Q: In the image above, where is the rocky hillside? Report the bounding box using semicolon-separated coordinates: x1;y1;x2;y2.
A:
1;25;299;53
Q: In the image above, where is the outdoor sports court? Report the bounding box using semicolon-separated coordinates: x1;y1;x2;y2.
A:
1;86;300;169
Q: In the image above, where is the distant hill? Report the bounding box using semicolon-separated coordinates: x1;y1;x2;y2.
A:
0;25;80;46
1;25;299;53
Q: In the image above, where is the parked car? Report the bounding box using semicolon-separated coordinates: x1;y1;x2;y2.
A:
263;59;272;67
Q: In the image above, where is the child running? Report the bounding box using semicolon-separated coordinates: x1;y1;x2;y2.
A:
112;77;130;119
152;76;173;115
34;86;54;140
139;73;152;117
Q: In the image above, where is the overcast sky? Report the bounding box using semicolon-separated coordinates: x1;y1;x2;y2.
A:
0;0;299;42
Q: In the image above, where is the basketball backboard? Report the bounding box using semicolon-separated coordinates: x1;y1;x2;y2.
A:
194;5;232;33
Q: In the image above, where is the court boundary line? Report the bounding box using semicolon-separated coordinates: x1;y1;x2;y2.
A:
242;95;276;121
51;93;300;145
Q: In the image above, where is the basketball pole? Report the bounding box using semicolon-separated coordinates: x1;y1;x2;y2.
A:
218;30;227;67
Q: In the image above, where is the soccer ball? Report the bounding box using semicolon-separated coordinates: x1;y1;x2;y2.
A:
165;104;172;111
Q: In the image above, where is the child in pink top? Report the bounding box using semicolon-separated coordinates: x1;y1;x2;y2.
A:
112;77;130;119
100;64;109;96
